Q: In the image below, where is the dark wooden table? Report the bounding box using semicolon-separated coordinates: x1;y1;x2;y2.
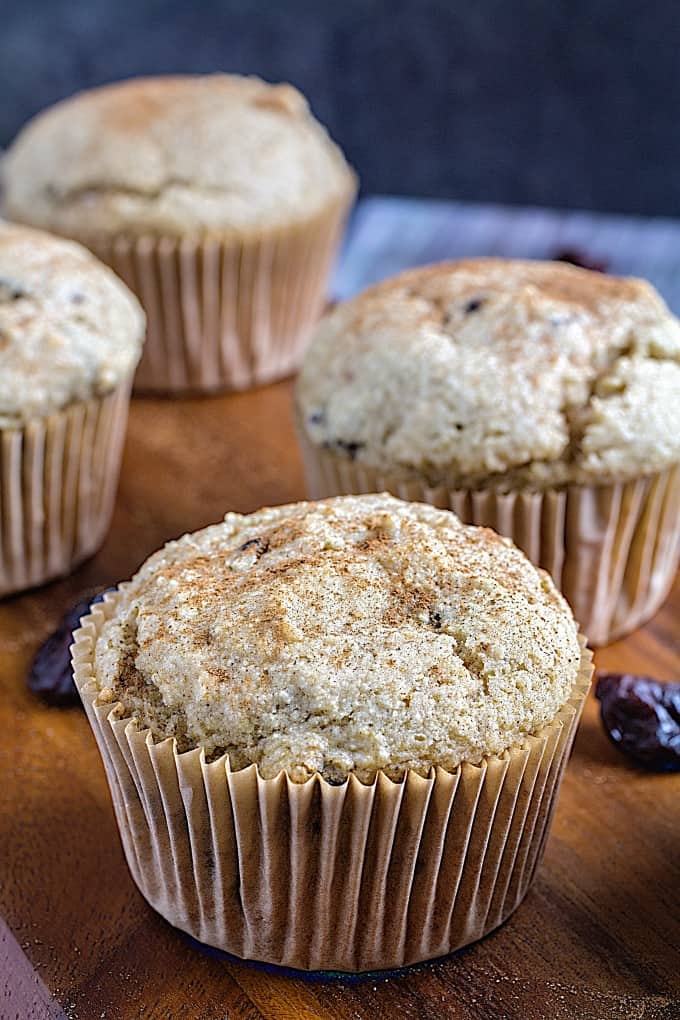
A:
1;382;678;1020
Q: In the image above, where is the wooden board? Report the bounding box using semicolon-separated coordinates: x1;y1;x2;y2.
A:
1;382;678;1020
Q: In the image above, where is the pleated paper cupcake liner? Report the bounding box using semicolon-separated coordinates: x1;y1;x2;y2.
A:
296;430;680;646
83;195;354;395
72;591;592;973
0;378;133;598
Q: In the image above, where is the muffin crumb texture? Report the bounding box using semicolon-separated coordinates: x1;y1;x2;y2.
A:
0;222;144;426
297;259;680;488
3;74;355;239
94;494;581;782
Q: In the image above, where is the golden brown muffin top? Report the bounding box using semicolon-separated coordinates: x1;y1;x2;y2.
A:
0;221;144;425
94;494;581;782
297;258;680;488
3;75;356;240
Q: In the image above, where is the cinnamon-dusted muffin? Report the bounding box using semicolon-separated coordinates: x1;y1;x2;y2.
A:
0;221;144;595
295;259;680;644
3;75;354;241
74;494;591;970
3;75;357;394
92;493;580;781
297;258;680;489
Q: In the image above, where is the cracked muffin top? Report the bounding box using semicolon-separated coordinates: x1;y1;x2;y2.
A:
93;493;581;782
296;258;680;488
0;221;145;426
3;75;356;240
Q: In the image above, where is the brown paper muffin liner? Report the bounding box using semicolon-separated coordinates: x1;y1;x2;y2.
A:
0;378;132;597
84;195;354;395
72;590;592;972
296;430;680;646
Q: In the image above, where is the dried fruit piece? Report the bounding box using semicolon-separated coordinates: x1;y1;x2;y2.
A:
552;249;608;273
323;438;365;461
595;673;680;772
0;277;28;301
28;590;112;706
237;537;270;558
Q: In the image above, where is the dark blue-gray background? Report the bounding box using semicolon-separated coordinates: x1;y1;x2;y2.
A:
2;0;678;215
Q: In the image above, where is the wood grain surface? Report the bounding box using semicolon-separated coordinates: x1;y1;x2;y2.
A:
1;382;678;1020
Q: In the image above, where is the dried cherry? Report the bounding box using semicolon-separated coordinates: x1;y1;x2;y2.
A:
28;589;112;707
552;249;608;273
595;673;680;772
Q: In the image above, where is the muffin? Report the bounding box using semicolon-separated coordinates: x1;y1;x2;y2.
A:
296;258;680;645
0;221;144;596
72;494;592;971
2;75;356;395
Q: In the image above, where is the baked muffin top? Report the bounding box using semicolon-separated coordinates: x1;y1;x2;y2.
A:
3;75;356;240
296;259;680;488
0;221;145;426
93;493;581;782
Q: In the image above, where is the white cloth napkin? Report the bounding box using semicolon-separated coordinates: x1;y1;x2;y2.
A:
333;196;680;312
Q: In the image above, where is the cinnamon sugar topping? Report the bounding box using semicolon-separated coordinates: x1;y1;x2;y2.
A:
93;494;580;782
